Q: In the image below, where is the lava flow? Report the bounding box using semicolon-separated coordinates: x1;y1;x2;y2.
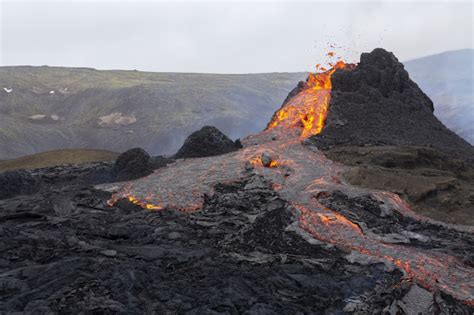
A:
99;60;474;305
267;60;348;138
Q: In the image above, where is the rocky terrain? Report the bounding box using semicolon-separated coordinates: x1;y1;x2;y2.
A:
0;49;473;314
1;140;473;314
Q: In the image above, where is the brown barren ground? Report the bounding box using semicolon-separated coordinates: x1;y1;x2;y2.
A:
0;149;118;172
325;146;474;226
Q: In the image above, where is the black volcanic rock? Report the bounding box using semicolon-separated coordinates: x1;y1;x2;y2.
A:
0;162;114;200
0;170;39;199
1;170;472;313
323;145;474;225
0;150;171;200
174;126;242;158
113;147;152;180
308;48;474;161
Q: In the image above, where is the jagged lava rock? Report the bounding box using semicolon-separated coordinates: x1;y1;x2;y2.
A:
309;48;474;161
174;126;242;158
112;147;152;181
0;170;39;199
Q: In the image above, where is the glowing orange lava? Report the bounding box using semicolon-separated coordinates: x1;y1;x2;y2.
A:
249;155;279;168
107;186;163;210
101;52;474;306
127;195;163;210
267;60;348;138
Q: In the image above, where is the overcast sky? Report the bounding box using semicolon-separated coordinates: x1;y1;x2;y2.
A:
0;0;472;73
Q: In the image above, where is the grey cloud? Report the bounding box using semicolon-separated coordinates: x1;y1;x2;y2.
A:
1;0;472;73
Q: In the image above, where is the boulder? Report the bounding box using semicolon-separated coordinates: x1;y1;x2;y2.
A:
260;152;274;168
112;148;152;181
174;126;242;158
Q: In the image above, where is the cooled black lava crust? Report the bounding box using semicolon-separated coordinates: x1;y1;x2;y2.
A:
309;48;474;162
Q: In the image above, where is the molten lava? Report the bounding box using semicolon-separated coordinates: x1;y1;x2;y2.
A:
101;54;474;306
267;60;348;138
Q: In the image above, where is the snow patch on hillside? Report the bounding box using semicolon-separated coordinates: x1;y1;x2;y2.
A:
28;114;62;122
98;112;137;127
29;114;47;120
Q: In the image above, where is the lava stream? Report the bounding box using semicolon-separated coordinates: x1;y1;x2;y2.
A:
267;60;348;138
99;62;474;305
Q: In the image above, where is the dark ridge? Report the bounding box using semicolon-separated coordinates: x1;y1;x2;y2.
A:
307;48;474;162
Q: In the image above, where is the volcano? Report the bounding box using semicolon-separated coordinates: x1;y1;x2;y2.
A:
309;48;474;161
0;48;473;313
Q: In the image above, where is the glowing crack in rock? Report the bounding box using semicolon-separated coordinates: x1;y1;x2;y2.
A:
98;62;474;305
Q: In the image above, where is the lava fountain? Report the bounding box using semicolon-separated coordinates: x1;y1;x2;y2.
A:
100;58;474;305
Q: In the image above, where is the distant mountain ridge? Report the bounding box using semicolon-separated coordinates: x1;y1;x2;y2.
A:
403;49;474;145
0;49;472;160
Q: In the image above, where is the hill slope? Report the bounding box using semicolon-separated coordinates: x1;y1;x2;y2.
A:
0;67;305;159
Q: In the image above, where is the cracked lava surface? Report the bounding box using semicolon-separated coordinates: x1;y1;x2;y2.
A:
99;65;474;305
